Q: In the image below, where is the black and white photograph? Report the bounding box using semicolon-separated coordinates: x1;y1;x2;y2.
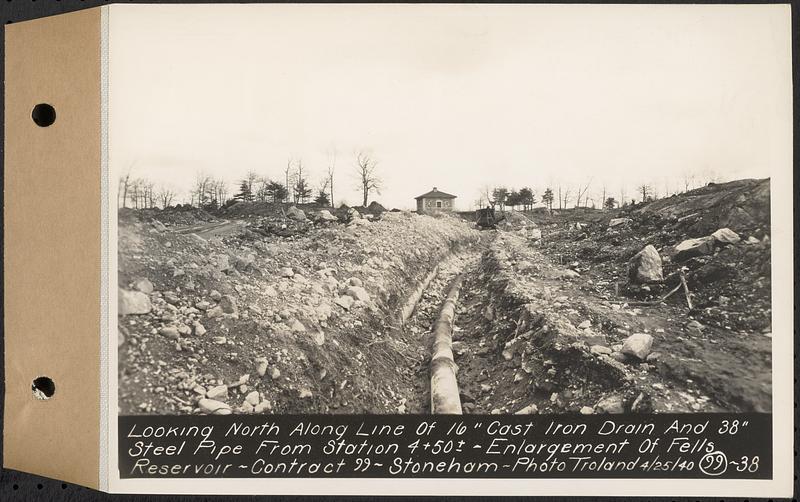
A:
113;4;785;420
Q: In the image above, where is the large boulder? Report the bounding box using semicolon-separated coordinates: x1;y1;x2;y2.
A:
711;228;741;245
316;210;338;222
628;245;664;283
345;285;370;303
286;206;307;221
672;236;715;262
119;288;152;315
367;201;387;214
621;333;654;360
134;278;154;294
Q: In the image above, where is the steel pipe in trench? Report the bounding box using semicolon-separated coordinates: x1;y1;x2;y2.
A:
429;274;465;414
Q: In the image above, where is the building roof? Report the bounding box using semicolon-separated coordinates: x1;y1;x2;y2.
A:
414;187;457;200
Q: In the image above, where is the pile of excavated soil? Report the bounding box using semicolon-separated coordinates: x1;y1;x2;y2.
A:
534;179;771;333
117;211;480;415
454;231;771;414
119;206;219;228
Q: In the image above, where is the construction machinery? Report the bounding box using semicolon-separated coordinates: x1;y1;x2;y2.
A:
475;206;505;229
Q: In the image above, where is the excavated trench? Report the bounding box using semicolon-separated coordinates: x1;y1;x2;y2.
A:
397;229;645;416
398;249;482;413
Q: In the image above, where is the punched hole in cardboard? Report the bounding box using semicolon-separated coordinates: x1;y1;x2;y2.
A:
31;103;56;127
32;376;55;400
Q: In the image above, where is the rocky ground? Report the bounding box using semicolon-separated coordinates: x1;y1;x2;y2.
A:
118;206;479;415
118;178;772;415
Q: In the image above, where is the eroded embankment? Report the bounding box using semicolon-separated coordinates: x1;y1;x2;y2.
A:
454;232;648;415
117;211;480;415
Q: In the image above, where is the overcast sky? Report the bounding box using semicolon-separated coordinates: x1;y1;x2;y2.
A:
109;4;791;210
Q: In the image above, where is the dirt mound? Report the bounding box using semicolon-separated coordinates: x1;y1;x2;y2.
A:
456;232;770;413
536;179;772;334
117;211;480;414
636;178;770;236
119;206;218;227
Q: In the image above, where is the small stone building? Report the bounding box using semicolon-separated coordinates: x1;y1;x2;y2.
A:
415;187;457;214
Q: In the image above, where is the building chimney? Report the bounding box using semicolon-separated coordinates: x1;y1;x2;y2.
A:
433;187;437;190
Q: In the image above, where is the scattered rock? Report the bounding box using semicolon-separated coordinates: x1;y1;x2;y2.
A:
608;217;631;228
559;269;580;280
245;391;260;406
335;295;355;310
711;227;741;245
193;322;206;336
299;388;313;398
206;385;228;400
590;345;613;356
159;326;180;340
163;292;181;305
514;404;538;415
198;398;231;415
673;236;715;262
345;285;370;303
286;206;307;221
254;357;268;377
686;320;704;332
595;395;625;414
621;333;654;360
311;330;325;346
580;406;594;415
578;320;591;329
269;367;281;380
316;210;338;222
215;255;232;272
628;244;664;283
280;267;294;278
119;288;152;315
134;278;154;294
206;306;224;318
235;253;256;271
254;401;273;413
218;295;238;314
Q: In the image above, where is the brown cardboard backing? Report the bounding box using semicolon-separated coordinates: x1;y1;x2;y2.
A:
4;8;101;488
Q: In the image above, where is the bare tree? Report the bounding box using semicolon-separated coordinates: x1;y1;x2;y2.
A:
210;179;229;208
638;183;651;202
560;186;571;210
156;185;176;208
118;163;134;209
354;151;381;207
284;158;293;200
600;185;607;211
191;173;214;208
327;150;337;209
291;159;313;204
575;178;592;208
682;172;697;192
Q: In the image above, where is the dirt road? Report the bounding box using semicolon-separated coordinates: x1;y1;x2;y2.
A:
173;220;246;238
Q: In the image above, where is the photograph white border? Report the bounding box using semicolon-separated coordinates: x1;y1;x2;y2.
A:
102;4;794;496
